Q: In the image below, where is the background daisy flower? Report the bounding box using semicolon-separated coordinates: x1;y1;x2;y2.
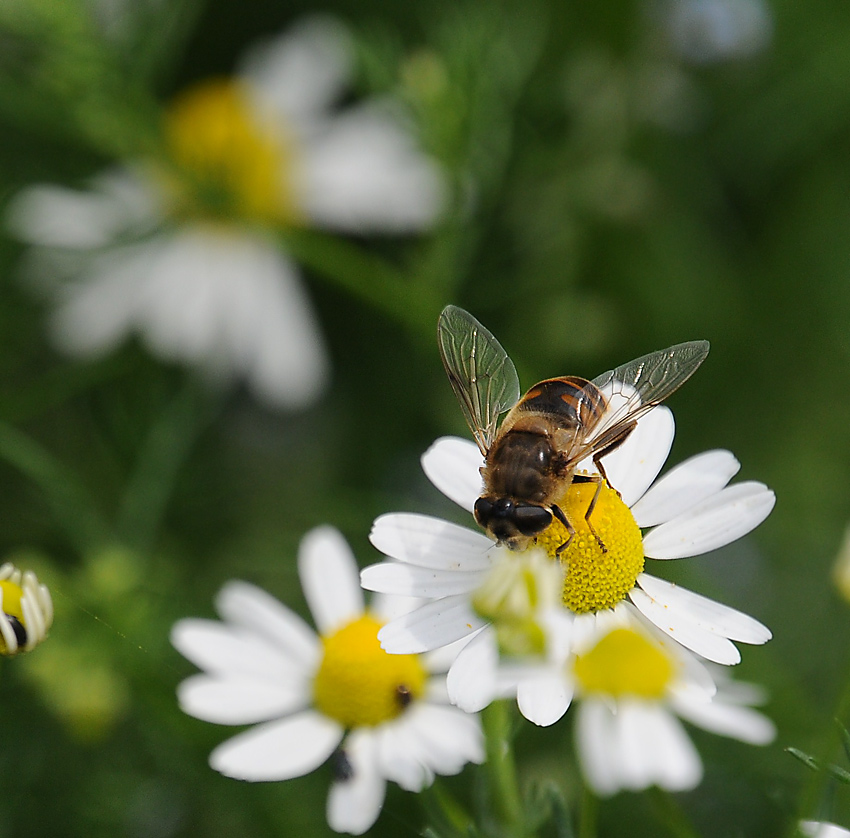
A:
171;526;483;836
568;618;775;796
6;15;444;410
361;403;774;714
0;562;53;656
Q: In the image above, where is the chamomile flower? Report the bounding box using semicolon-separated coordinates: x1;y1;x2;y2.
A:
171;526;483;836
0;562;53;656
361;404;774;716
568;617;775;796
6;15;444;409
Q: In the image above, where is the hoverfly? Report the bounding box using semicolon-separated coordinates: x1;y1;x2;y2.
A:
437;305;709;553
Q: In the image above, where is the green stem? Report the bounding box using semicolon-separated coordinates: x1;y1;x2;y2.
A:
280;229;445;344
482;699;529;838
577;784;597;838
115;379;216;556
648;788;703;838
0;421;111;556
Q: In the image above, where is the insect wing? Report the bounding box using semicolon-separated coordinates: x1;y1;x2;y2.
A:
568;340;709;466
437;305;521;454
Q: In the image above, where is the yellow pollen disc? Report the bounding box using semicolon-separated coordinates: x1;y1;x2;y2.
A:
163;78;301;226
313;614;427;729
534;481;644;614
573;628;675;699
0;579;25;655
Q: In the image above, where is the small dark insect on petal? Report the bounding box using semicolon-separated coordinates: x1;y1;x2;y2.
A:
6;615;27;648
331;748;355;783
395;684;412;709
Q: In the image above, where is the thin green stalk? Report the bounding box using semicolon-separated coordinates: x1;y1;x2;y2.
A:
648;788;703;838
280;228;445;344
115;380;216;556
0;421;111;556
577;784;597;838
482;699;529;838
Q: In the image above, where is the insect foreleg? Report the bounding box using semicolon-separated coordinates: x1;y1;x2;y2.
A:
551;504;575;555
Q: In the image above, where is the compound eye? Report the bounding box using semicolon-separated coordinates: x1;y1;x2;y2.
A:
512;505;553;536
474;497;495;527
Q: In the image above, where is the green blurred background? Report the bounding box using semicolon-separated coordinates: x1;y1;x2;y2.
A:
0;0;848;835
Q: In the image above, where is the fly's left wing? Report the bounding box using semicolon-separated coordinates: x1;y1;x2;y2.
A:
437;305;521;455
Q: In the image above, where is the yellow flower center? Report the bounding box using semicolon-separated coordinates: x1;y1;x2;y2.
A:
313;614;427;728
573;627;675;699
163;78;301;226
535;480;644;614
0;579;26;655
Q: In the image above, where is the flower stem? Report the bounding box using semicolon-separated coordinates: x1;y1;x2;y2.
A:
481;699;530;838
648;788;703;838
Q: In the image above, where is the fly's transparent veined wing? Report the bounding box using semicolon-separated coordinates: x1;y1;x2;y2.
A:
437;305;521;454
566;340;710;468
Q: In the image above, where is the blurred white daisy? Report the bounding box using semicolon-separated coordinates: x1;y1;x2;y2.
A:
361;404;774;715
569;617;775;796
800;822;850;838
6;15;444;409
171;526;482;836
0;562;53;656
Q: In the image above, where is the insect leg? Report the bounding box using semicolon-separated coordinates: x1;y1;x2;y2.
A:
582;474;608;554
551;504;575;555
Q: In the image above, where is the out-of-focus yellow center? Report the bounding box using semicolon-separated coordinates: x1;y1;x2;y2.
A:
535;481;644;614
0;579;25;655
573;628;674;699
163;78;301;226
313;614;427;728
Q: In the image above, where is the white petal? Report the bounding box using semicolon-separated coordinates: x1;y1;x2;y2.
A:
617;701;702;792
421;436;484;513
446;627;499;712
210;710;343;781
636;574;771;644
601;406;675;508
628;586;741;665
400;703;485;775
373;716;435;791
631;450;740;527
300;101;444;233
239;15;352;125
215;581;320;667
370;513;493;571
327;730;386;836
177;674;310;724
170;618;300;677
298;526;364;635
575;700;621;796
360;561;486;598
378;596;486;654
5;171;157;248
516;671;574;727
642;481;775;559
671;693;776;744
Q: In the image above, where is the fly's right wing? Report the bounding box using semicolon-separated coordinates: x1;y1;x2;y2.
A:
437;305;521;454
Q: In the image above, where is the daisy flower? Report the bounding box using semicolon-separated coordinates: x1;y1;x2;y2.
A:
171;526;483;836
0;562;53;656
6;15;444;409
565;614;774;795
361;400;774;716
